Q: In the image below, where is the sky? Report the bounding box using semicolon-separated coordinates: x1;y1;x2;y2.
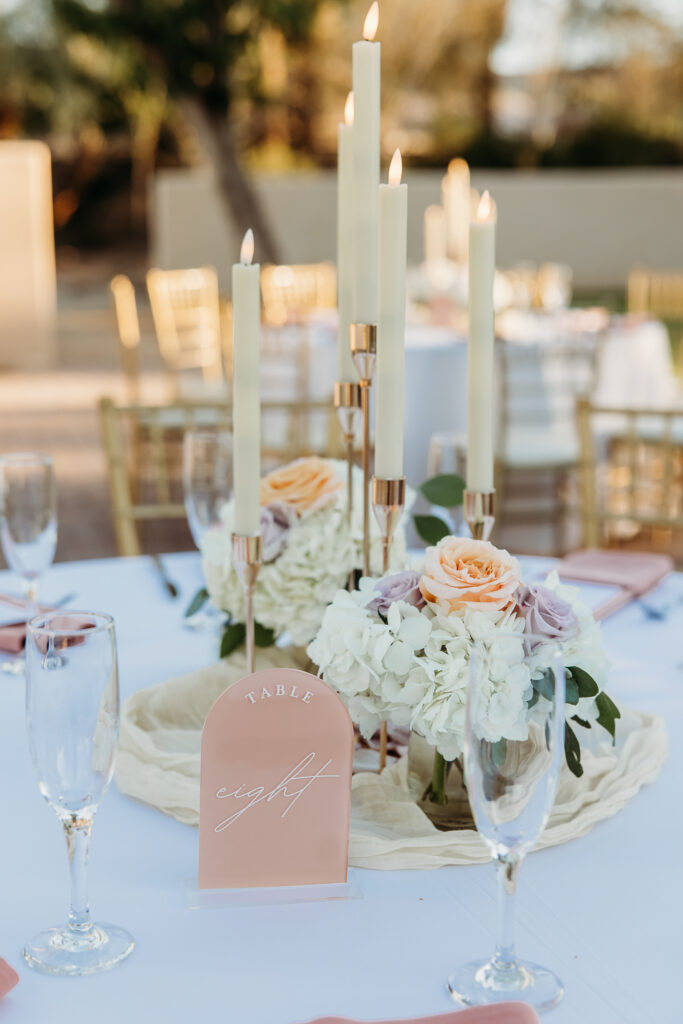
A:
1;0;682;75
493;0;683;76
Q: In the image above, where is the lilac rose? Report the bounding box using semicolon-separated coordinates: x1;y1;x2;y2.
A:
517;583;578;647
368;571;426;616
260;502;296;563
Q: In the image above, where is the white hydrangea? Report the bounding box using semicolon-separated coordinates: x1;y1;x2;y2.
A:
308;581;530;762
201;460;413;646
308;566;612;762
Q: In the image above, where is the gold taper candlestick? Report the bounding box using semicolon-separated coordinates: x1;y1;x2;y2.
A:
372;475;406;772
463;490;495;541
232;533;263;674
333;381;361;527
351;323;377;577
334;380;361;591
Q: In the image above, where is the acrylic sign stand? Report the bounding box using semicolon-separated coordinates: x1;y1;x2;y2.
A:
191;669;356;908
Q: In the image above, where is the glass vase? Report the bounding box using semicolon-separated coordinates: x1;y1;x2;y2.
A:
407;731;474;832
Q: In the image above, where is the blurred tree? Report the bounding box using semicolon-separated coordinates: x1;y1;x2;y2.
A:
51;0;330;262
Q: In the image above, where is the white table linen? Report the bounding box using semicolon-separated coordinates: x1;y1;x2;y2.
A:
0;552;679;1024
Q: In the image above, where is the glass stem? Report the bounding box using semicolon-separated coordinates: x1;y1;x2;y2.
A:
493;854;521;972
430;751;449;805
64;816;93;935
23;578;39;616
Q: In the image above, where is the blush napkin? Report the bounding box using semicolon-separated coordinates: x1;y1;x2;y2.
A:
0;594;33;654
555;549;672;621
301;1004;539;1024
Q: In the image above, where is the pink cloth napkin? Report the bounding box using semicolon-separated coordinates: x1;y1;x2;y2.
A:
0;958;19;998
0;593;32;654
301;1003;539;1024
556;549;672;621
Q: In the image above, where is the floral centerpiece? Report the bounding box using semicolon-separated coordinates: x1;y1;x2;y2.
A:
308;534;621;825
199;456;413;651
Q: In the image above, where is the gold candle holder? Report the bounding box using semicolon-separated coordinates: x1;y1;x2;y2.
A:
372;475;406;772
333;381;361;528
350;323;377;577
231;533;263;674
463;490;495;541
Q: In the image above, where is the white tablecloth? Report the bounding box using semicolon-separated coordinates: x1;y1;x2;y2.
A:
0;552;678;1024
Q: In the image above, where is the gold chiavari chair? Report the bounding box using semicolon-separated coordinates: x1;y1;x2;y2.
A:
577;398;683;557
146;266;225;395
110;274;141;402
260;262;336;326
627;267;683;368
260;264;336;405
99;396;340;557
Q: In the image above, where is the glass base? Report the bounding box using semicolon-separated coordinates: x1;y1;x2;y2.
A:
448;957;564;1013
23;922;134;976
1;656;25;676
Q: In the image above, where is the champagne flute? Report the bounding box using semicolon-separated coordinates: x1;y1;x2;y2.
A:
0;453;57;675
23;612;134;975
448;632;566;1011
182;429;232;630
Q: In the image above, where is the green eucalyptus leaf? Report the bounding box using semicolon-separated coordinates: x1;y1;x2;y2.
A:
532;669;555;702
567;666;599;698
565;675;580;705
254;622;277;647
564;721;584;778
220;622;246;658
184;586;209;618
527;689;540;709
413;514;451;546
595;691;621;743
419;474;465;509
571;715;592;729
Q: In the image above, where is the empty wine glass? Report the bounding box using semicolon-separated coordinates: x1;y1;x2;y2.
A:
448;632;566;1012
0;453;57;675
23;612;134;975
182;430;232;630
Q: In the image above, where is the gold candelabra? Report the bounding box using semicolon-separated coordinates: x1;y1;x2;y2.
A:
334;380;361;591
232;533;263;674
350;323;377;577
463;490;495;542
372;475;407;772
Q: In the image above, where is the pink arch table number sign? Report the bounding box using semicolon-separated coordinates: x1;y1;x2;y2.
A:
199;668;354;891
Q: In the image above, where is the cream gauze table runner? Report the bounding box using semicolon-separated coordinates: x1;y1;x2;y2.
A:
115;648;667;869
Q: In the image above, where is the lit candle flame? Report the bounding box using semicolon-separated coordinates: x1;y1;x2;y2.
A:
363;1;379;41
388;148;402;187
477;191;493;223
448;157;468;177
240;228;254;265
344;91;354;126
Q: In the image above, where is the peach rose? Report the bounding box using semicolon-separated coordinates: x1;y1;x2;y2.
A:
260;457;342;515
419;536;521;613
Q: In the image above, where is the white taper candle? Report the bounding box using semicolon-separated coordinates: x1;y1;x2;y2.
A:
352;2;380;326
375;149;407;480
337;92;357;382
232;229;261;535
467;191;496;493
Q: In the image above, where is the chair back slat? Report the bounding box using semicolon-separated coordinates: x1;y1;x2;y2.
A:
147;267;225;392
577;399;683;555
110;275;141;403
